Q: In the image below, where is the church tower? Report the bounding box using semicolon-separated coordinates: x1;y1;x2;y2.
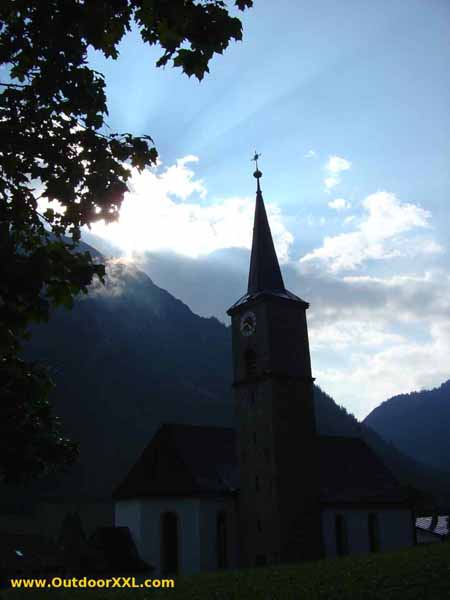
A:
227;159;323;567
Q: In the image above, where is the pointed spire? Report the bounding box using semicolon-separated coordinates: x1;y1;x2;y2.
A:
247;154;285;294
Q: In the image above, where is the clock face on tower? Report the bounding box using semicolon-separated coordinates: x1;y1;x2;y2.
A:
240;311;257;336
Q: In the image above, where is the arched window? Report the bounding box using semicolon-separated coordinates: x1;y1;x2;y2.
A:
216;511;228;569
368;513;380;552
335;514;348;556
244;348;257;377
161;512;179;575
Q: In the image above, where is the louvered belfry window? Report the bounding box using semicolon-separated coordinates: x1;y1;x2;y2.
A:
245;348;257;377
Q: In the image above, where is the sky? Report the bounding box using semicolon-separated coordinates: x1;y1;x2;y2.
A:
82;0;449;420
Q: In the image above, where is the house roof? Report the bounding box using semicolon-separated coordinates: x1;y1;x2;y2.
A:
114;425;410;506
416;516;449;538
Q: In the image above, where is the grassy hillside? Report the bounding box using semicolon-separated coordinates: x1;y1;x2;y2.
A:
5;542;450;600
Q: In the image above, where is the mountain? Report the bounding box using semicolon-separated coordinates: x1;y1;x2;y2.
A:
4;254;449;510
364;380;450;475
17;258;234;502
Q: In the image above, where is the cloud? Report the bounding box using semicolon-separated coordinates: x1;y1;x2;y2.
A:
314;315;450;419
301;191;443;272
300;267;450;418
324;176;340;190
328;198;351;211
132;245;450;419
323;155;352;190
327;156;352;174
90;156;294;262
158;155;207;201
84;156;449;421
305;149;317;159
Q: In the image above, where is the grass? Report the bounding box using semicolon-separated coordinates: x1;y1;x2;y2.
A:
4;542;450;600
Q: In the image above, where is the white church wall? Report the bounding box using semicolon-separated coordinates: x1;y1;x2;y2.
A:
116;498;202;575
198;497;238;571
377;509;415;551
115;499;142;555
322;508;414;557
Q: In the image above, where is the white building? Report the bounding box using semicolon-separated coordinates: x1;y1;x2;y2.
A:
114;167;416;575
114;424;415;575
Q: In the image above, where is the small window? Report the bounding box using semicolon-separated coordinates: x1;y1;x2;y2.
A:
253;432;257;445
368;513;380;552
217;511;228;568
245;349;257;377
335;514;348;556
255;476;260;492
257;518;262;533
264;447;270;461
161;512;179;575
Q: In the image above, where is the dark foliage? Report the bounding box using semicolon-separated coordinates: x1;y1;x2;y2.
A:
0;0;253;482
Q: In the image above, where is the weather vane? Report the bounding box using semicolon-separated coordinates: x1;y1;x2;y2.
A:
251;151;262;182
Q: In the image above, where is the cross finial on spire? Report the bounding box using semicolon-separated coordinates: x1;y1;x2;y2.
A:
251;151;262;190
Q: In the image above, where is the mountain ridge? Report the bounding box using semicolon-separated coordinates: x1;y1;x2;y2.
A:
364;379;450;476
4;249;448;511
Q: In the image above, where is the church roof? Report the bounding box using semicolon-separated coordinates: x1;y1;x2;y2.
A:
114;425;411;506
317;436;409;505
113;424;237;499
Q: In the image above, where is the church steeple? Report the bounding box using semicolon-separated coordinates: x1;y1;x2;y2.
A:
227;154;308;313
227;154;322;568
247;163;285;295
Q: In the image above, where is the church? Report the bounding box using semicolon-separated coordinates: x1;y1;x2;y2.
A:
114;164;416;576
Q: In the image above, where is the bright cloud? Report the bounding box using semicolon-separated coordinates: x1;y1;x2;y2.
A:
90;156;294;261
327;155;352;174
301;191;443;272
84;157;448;422
314;316;450;419
324;176;339;190
311;321;405;350
158;155;207;200
328;198;351;210
323;155;352;190
304;268;450;418
305;149;317;159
